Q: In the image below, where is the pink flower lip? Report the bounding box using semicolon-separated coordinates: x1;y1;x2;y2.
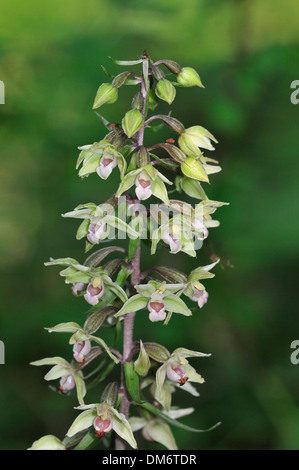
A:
166;365;188;386
94;416;112;438
73;340;91;363
149;301;164;313
59;375;76;392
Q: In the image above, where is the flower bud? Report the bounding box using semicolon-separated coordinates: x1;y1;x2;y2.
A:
135;171;152;200
73;340;91;363
177;67;204;88
181;157;209;183
166;364;188;386
72;282;87;296
148;300;166;322
179;126;217;156
84;277;105;306
87;221;107;244
94;415;113;439
190;282;209;308
122;109;144;138
132;91;143;111
155;79;176;105
59;374;76;392
93;83;118;109
97;153;117;179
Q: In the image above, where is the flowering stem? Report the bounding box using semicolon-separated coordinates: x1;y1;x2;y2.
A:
115;64;147;450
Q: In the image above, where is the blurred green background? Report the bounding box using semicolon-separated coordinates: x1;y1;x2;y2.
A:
1;0;299;450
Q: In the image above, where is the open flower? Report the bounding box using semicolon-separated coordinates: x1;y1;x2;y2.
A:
45;319;120;364
84;277;105;305
97;153;118;179
135;171;152;200
116;163;172;205
130;407;194;450
62;201;139;248
30;357;86;405
76;140;126;180
154;348;210;409
182;260;220;310
66;383;137;449
115;281;191;323
44;257;128;306
151;214;196;257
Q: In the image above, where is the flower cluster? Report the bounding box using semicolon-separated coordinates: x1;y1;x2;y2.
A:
29;52;226;451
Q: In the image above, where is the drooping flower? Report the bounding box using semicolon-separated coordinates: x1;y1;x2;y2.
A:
76;140;126;180
66;382;137;449
116;163;172;205
189;284;209;309
62;201;139;248
45;320;120;364
182;260;220;310
30;357;86;405
115;281;191;324
44;257;128;306
154;348;210;409
130;407;194;450
84;277;105;306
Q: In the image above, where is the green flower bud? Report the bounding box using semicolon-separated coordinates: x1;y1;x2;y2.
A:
122;109;144;138
132;91;143;111
181;157;209;183
155;79;176;105
93;83;118;109
177;67;204;88
134;340;151;377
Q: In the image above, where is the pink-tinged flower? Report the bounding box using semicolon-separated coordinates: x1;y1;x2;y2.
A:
59;375;76;392
96;154;117;179
73;340;91;363
94;415;113;439
190;282;209;308
148;300;166;322
87;221;107;244
135;172;152;200
192;219;209;240
72;282;87;296
166;364;188;386
162;229;181;254
84;277;105;306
